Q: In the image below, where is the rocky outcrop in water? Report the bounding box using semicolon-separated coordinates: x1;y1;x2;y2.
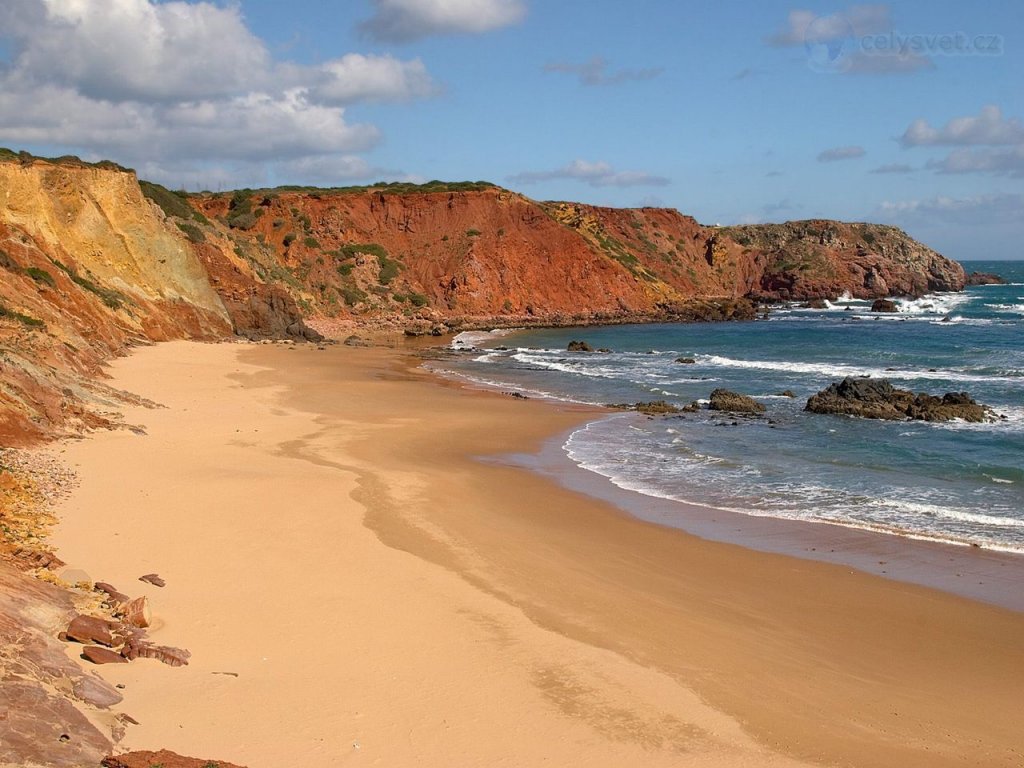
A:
966;272;1005;286
608;400;682;415
871;299;898;313
805;377;996;422
708;389;766;414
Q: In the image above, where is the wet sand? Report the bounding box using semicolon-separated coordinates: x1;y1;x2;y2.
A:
53;341;1024;767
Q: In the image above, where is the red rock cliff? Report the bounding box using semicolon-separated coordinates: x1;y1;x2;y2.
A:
0;157;965;441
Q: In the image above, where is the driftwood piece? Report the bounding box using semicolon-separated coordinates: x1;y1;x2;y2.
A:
121;596;152;628
82;645;128;665
138;573;165;587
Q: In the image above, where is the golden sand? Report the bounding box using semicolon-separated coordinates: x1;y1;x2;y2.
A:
53;341;1024;767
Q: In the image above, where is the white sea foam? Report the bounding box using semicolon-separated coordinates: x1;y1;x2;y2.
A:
472;352;505;363
985;474;1015;485
426;365;591;404
895;292;972;315
698;354;1021;384
450;328;519;349
561;415;1024;553
984;303;1024;314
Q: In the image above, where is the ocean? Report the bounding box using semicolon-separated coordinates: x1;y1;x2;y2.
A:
437;259;1024;554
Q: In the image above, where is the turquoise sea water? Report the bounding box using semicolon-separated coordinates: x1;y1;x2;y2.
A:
438;260;1024;553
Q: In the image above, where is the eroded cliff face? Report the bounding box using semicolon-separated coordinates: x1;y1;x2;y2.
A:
0;158;232;443
0;156;966;442
187;188;963;334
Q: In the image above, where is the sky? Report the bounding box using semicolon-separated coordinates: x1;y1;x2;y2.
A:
0;1;1021;259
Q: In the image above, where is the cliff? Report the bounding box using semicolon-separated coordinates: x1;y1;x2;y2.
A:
185;187;963;331
0;152;966;443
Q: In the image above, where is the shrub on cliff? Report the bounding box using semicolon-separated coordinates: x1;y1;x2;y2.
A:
24;267;55;287
139;180;208;224
176;222;205;243
0;302;44;329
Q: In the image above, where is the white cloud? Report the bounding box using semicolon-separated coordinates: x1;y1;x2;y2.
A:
900;105;1024;147
0;0;438;183
508;160;670;188
817;145;866;162
543;57;662;87
878;192;1024;224
359;0;526;42
899;106;1024;178
313;54;439;104
925;147;1024;177
7;0;271;102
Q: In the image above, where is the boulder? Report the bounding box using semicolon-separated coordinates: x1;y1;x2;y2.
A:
567;340;593;352
65;615;118;647
343;334;372;347
708;389;766;414
674;357;696;364
81;646;127;665
805;377;995;422
871;299;898;313
121;596;152;629
802;298;828;309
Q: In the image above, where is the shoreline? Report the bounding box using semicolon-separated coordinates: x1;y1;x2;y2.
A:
434;356;1024;610
51;340;1024;767
508;422;1024;613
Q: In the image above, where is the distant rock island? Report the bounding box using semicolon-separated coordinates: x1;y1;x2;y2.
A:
0;149;966;443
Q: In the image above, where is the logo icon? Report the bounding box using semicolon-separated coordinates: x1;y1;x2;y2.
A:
803;14;855;73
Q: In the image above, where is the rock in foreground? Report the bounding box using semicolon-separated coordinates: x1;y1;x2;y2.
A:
102;750;247;768
806;377;996;422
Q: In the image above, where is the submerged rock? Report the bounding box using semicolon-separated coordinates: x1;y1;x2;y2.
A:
674;356;696;364
805;377;996;422
567;340;593;352
708;389;766;414
608;400;680;415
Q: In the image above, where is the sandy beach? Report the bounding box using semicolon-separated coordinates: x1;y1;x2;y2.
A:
52;340;1024;768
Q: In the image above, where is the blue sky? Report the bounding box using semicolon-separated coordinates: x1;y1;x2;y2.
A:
0;1;1021;259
